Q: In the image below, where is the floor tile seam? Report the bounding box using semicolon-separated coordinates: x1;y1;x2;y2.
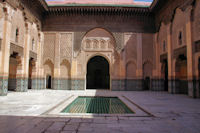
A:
41;121;55;133
5;117;32;133
76;122;81;133
58;121;68;133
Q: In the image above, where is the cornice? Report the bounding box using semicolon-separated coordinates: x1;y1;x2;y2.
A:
47;5;152;16
37;0;48;11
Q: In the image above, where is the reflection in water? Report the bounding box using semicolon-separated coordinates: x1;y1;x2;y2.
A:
62;97;134;114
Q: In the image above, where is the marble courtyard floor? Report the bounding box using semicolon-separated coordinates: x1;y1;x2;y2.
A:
0;90;200;133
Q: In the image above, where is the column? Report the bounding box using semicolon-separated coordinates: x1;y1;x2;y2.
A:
16;21;31;92
53;33;60;89
30;59;37;89
136;33;143;90
31;31;43;90
16;56;26;92
35;32;43;89
0;7;13;96
71;58;85;90
166;23;174;94
185;7;195;97
38;32;45;89
152;33;163;91
71;59;78;90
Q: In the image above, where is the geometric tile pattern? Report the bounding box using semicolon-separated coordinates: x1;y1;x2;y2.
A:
0;77;8;96
71;79;85;90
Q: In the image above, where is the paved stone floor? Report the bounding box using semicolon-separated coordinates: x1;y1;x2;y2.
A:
0;90;200;133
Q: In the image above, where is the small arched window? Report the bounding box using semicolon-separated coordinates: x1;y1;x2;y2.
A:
15;28;19;42
32;39;35;51
178;31;182;45
163;41;166;52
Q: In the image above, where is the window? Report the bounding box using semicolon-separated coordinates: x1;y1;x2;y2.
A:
178;31;182;45
15;28;19;42
163;41;166;52
32;39;35;51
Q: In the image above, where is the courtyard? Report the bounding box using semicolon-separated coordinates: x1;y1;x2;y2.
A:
0;90;200;133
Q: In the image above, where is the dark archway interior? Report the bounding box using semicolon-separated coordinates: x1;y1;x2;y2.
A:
46;75;52;89
198;58;200;95
164;59;168;91
143;77;150;90
8;52;18;91
87;56;110;89
28;58;33;89
175;54;188;94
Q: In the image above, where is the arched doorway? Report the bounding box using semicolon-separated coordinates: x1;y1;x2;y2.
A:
143;61;153;90
46;75;52;89
161;59;168;91
28;58;35;89
87;56;110;89
198;58;200;97
175;54;188;94
8;53;18;91
44;60;54;89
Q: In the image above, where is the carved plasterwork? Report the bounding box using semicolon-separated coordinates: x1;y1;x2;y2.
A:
10;43;23;56
73;32;85;57
60;33;72;62
113;32;124;53
82;37;113;52
11;8;25;47
29;51;37;60
43;33;56;64
0;4;4;39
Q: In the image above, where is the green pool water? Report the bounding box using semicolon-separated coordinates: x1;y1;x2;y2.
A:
61;96;134;114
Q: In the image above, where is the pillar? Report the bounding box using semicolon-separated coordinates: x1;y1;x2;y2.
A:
0;6;13;95
166;23;175;94
152;33;164;91
31;31;44;90
70;59;84;90
30;59;37;89
15;55;26;92
53;33;60;89
135;33;143;90
37;32;45;89
185;7;195;97
15;21;31;92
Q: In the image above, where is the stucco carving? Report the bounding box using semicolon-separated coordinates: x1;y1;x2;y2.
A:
60;59;71;78
113;32;124;52
11;9;25;47
60;33;72;62
82;37;112;52
124;33;137;63
44;59;54;76
73;32;85;57
158;23;168;54
43;33;56;64
171;7;192;50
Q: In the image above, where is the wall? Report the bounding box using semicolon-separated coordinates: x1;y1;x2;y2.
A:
0;0;44;95
42;28;155;91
